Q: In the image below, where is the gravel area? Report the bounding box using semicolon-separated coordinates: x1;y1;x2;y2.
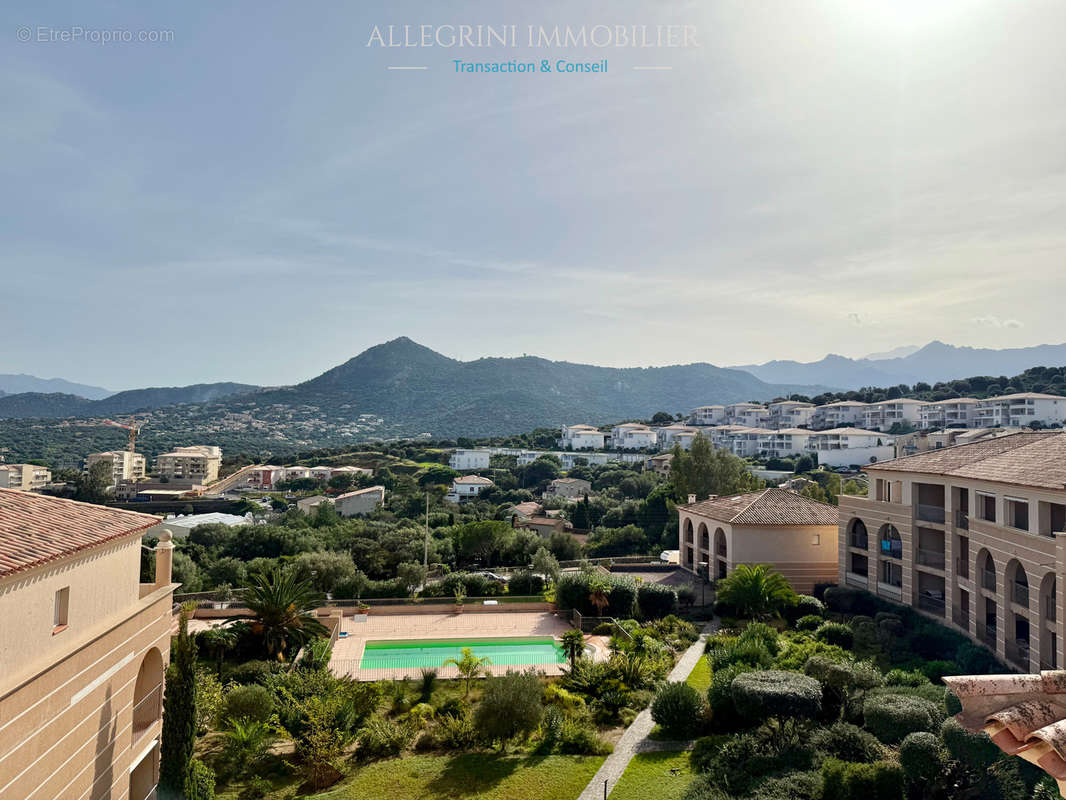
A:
576;620;718;800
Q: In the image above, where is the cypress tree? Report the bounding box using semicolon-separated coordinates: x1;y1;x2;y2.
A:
160;604;198;791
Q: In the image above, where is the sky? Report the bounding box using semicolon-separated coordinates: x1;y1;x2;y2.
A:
3;0;1065;390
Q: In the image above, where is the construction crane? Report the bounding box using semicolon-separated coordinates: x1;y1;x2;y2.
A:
101;419;143;453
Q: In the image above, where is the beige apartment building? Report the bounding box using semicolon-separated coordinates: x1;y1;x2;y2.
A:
86;451;147;485
0;489;176;800
838;431;1066;673
0;463;52;491
679;487;839;593
153;445;221;484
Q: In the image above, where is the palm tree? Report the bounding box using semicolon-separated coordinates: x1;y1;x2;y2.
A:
221;717;275;778
199;626;237;678
588;578;611;617
560;629;586;669
229;568;327;660
715;563;797;620
443;647;492;697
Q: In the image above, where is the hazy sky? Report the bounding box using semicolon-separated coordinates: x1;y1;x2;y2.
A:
3;0;1065;390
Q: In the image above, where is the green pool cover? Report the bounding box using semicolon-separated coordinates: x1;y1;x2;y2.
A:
359;637;565;670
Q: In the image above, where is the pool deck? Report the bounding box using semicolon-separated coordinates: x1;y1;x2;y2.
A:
328;610;602;681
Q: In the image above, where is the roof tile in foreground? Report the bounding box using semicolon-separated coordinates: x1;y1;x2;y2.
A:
677;487;838;526
944;671;1066;790
0;488;159;579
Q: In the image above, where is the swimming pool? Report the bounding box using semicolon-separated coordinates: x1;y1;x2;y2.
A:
359;637;565;670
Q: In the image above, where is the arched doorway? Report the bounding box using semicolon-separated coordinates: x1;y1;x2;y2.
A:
681;518;694;569
877;524;902;596
1006;559;1031;669
698;523;710;554
975;549;998;648
713;528;727;580
131;648;164;746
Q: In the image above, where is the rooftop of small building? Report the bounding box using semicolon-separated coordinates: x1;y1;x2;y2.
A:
678;487;838;526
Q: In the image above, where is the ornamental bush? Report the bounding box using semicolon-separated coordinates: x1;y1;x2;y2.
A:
940;718;1002;772
730;670;822;722
690;736;721;773
474;670;545;745
785;594;825;624
223;684;275;725
555;572;638;617
811;721;883;763
750;771;823;800
863;694;941;744
706;662;752;730
183;758;216;800
884;668;929;687
637;583;678;619
651;681;706;738
815;622;854;649
507;570;544;596
356;717;414;759
899;731;943;784
821;758;904;800
795;615;823;632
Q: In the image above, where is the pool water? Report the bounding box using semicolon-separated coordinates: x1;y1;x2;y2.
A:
359;637;565;670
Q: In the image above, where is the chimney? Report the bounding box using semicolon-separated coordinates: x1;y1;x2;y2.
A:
687;494;696;504
154;529;174;589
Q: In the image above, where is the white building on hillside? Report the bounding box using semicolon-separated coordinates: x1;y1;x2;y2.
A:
726;403;770;427
759;428;813;458
335;485;386;517
863;399;925;432
919;399;980;430
806;428;895;467
450;449;491;470
690;405;727;425
610;423;658;450
559;424;606;450
812;401;869;430
975;393;1066;428
657;425;700;451
769;401;815;429
445;475;494;503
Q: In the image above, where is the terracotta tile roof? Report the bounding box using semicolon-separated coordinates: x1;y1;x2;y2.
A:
944;671;1066;788
868;431;1066;489
0;488;159;579
678;487;838;526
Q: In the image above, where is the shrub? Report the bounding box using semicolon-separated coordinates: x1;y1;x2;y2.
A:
812;721;882;763
437;697;466;719
821;758;904;800
940;718;1002;771
544;683;586;711
706;663;752;730
474;670;544;745
237;777;270;800
555;572;638;616
556;716;611;754
708;638;773;671
357;718;414;759
750;771;823;800
773;637;849;671
863;694;941;743
884;668;928;687
418;668;437;703
225;660;281;685
434;712;479;750
637;583;678;619
592;622;615;635
869;683;947;706
795;615;823;632
651;682;706;738
738;622;781;655
682;775;731;800
184;758;216;800
701;729;817;795
919;660;959;684
815;622;854;649
899;731;943;784
955;642;1001;674
730;671;822;722
223;684;274;725
690;736;722;773
785;595;825;624
507;570;544;596
220;718;275;778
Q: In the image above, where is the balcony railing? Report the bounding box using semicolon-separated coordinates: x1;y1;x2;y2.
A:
845;573;868;589
955;510;969;530
1012;582;1030;608
131;684;163;742
917;593;946;616
916;550;946;570
916;504;946;524
956;558;970;579
981;569;997;591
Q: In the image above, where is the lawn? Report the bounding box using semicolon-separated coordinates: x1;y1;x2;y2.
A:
216;753;606;800
608;751;693;800
685;654;711;692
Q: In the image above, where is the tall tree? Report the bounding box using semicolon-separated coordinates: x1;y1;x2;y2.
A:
716;564;797;620
231;568;327;660
669;434;762;502
160;604;199;791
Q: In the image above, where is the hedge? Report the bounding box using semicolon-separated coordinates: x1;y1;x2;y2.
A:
637;582;679;619
821;758;904;800
784;595;825;623
899;731;943;783
555;572;638;617
815;622;854;649
863;693;941;744
651;681;706;737
811;721;883;763
730;670;822;721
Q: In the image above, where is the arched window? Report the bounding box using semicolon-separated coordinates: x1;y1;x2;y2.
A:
879;524;901;560
714;528;727;558
131;648;164;745
848;519;868;549
977;549;997;592
699;523;710;551
682;518;694;545
1007;560;1029;607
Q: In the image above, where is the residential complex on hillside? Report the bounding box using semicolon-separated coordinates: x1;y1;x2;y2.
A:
0;463;51;491
0;489;175;800
838;431;1066;673
154;445;222;484
86;450;147;484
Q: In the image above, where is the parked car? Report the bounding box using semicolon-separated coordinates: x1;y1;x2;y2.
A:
471;571;508;583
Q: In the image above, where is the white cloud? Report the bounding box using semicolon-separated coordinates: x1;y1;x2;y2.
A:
972;316;1023;329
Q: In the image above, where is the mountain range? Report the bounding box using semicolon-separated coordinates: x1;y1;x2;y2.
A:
0;383;259;419
734;341;1066;389
0;373;113;400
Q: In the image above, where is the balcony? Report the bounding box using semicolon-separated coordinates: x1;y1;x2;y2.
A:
917;593;946;617
915;550;946;570
955;510;969;530
877;582;903;601
845;573;869;589
131;684;163;744
915;504;946;524
981;569;997;591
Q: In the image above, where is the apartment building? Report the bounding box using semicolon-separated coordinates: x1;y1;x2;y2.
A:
657;425;700;451
545;477;591;499
725;403;770;428
759;428;813;458
690;405;727;426
450;449;492;470
153;445;222;484
975;393;1066;429
862;399;925;432
723;427;773;458
0;489;176;800
610;423;658;450
807;428;895;467
838;431;1066;673
0;463;52;491
559;425;606;450
769;401;816;429
812;401;869;429
646;453;674;476
445;475;494;503
86;451;147;486
918;398;980;430
679;487;839;592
